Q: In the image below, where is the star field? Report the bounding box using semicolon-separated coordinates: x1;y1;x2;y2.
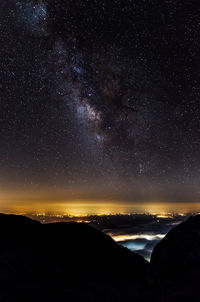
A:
0;0;200;204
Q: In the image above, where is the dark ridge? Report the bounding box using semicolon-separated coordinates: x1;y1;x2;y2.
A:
1;213;200;301
149;215;200;301
0;213;40;226
0;213;148;302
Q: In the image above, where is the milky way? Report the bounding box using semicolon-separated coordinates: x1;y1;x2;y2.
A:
1;0;200;203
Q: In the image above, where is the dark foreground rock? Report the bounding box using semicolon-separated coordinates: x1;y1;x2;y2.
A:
0;213;148;302
1;213;200;301
149;215;200;301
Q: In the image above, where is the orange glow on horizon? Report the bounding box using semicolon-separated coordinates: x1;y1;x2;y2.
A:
156;214;173;219
0;199;199;217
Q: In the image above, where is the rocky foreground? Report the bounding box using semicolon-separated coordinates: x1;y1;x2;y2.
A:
0;213;199;301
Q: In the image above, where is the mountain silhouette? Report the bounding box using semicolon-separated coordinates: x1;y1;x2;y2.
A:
149;215;200;301
0;213;148;302
0;213;200;301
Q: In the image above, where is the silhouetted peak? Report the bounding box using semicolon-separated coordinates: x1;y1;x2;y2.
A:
0;213;40;226
0;213;149;302
149;215;200;301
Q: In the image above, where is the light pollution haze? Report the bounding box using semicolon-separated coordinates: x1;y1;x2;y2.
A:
0;190;200;216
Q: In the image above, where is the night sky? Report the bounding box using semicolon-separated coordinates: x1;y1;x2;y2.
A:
1;0;200;208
